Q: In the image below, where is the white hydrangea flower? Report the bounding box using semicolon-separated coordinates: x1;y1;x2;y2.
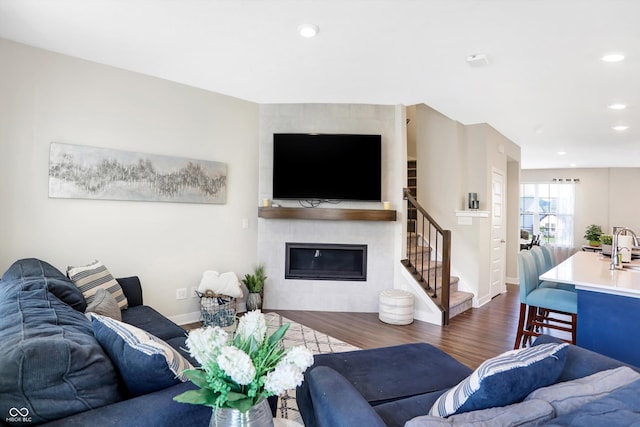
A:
281;346;314;371
263;364;304;396
186;326;228;366
236;310;267;345
217;346;256;385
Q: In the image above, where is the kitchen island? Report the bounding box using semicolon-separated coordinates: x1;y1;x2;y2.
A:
540;251;640;366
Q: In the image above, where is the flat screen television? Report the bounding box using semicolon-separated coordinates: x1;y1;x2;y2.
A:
273;133;382;201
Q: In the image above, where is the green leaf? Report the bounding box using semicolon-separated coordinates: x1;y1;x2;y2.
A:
173;388;219;408
226;391;249;402
182;369;209;389
267;323;289;347
226;397;255;413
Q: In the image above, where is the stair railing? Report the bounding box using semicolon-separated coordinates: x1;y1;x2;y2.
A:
403;188;452;325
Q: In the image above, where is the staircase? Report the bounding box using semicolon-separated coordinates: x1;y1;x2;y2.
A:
402;188;473;324
402;233;473;320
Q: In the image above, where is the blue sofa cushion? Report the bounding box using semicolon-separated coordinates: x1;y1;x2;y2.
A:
307;366;387;427
0;259;122;425
121;305;188;342
116;276;143;307
546;378;640;426
2;257;87;312
430;343;568;417
91;314;193;397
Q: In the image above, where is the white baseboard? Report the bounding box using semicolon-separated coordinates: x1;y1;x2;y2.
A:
168;311;201;326
506;276;519;285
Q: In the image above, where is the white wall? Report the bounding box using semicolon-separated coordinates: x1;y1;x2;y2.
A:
415;105;521;306
257;104;405;312
0;39;259;322
521;168;640;245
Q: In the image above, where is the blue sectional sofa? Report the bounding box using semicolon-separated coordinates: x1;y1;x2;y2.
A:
0;258;212;426
298;336;640;427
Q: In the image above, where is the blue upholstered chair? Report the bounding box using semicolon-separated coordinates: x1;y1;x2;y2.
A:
514;250;577;349
540;245;555;268
531;246;575;292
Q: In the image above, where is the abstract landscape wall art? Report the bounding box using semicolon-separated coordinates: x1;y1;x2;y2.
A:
49;142;227;204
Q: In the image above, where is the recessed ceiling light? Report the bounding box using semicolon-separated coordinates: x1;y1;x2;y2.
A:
608;103;627;110
602;53;625;62
612;125;629;131
466;53;490;67
557;151;567;155
298;24;319;38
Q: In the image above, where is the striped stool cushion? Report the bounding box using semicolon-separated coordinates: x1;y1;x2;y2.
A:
67;260;128;309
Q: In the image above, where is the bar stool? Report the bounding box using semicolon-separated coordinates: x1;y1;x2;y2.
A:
514;250;577;349
531;246;575;292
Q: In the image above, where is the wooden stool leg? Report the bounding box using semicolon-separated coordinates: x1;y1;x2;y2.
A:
514;303;527;349
571;313;577;344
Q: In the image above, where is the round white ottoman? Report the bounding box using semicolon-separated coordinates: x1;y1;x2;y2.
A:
378;289;414;325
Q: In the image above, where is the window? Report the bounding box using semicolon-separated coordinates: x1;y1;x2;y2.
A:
520;183;574;247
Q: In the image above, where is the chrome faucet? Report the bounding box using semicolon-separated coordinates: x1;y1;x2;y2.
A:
610;227;639;270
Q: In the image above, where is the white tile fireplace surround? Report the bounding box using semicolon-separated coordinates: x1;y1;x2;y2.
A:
257;103;405;313
259;217;396;312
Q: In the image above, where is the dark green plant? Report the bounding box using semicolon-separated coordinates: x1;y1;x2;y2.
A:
583;224;603;243
242;264;267;293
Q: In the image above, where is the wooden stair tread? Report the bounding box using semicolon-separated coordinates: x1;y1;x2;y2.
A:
401;258;472;321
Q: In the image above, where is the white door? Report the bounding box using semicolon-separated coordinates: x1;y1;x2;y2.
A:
490;168;506;298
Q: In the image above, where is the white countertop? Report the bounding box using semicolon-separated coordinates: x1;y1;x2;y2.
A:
540;251;640;298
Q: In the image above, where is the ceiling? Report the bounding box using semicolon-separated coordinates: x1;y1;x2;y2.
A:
1;0;638;169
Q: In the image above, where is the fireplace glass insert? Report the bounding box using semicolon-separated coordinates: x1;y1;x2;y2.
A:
285;243;367;281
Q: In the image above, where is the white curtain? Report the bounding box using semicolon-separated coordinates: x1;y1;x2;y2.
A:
554;183;575;248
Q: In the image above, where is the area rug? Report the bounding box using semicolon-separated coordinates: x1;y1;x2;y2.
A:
264;312;360;424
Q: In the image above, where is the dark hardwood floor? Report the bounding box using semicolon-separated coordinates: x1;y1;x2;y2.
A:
186;283;571;370
274;283;570;369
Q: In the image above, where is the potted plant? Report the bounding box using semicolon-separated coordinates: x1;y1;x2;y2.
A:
174;311;314;426
601;234;613;255
242;264;266;311
584;224;603;247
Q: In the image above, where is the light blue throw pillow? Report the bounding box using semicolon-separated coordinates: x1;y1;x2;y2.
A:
429;343;569;417
91;313;193;396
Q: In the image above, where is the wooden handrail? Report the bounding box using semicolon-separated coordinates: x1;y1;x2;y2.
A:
403;189;447;235
403;188;452;325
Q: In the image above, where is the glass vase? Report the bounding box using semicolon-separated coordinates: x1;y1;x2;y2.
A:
210;398;273;427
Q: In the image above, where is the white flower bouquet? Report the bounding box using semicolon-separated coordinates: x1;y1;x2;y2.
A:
174;310;314;412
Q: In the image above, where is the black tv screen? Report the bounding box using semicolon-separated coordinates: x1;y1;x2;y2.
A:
273;133;382;201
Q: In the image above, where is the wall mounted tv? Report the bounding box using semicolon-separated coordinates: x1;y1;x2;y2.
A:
273;133;382;202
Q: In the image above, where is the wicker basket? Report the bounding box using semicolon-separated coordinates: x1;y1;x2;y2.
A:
199;290;236;327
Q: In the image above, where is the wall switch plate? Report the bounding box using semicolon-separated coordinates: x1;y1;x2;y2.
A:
191;287;199;298
241;218;249;229
176;288;187;300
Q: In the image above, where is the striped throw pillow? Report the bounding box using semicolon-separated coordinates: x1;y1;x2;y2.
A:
90;313;193;396
429;343;569;418
67;260;128;310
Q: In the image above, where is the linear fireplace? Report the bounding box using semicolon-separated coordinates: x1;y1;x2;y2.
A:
285;243;367;281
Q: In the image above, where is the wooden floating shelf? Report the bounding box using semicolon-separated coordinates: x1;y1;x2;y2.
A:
258;207;397;222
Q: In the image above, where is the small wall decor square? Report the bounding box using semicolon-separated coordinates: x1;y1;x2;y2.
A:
49;142;227;204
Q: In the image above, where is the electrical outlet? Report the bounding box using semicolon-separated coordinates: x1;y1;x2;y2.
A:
191;287;199;298
176;288;187;300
